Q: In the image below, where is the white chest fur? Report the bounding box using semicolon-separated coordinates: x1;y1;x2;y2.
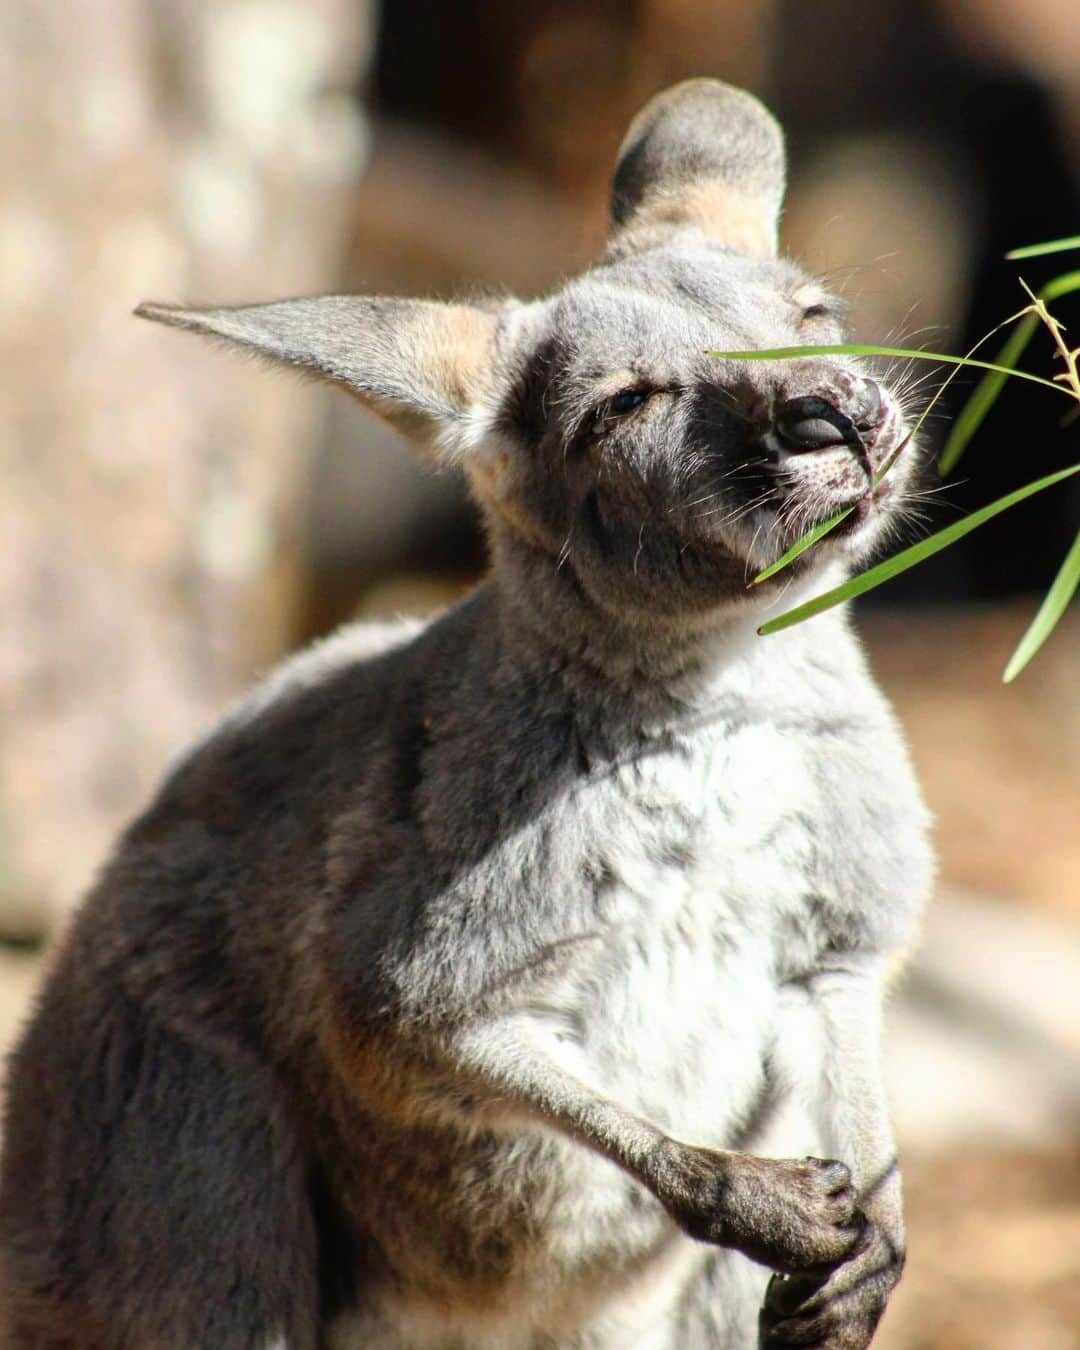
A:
527;717;839;1149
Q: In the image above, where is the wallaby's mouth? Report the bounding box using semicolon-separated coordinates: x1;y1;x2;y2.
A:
683;377;911;581
759;384;908;536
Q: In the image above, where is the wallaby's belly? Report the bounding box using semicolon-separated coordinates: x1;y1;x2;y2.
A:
324;942;797;1349
538;912;777;1146
327;729;841;1342
326;909;811;1346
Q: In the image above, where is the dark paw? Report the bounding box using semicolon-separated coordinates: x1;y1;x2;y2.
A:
656;1146;865;1275
758;1220;905;1348
724;1155;866;1275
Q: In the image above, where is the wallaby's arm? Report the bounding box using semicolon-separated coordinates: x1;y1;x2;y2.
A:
333;1005;865;1278
813;963;902;1230
759;962;905;1348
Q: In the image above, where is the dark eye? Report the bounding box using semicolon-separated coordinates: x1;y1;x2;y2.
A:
592;388;650;431
801;303;833;322
609;389;647;415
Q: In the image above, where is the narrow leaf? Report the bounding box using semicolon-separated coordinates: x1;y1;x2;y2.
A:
751;508;853;583
1002;528;1080;682
890;309;1029;480
708;344;1071;397
939;270;1080;476
1032;270;1080;304
938;314;1041;476
757;464;1080;635
743;316;1051;584
1006;236;1080;260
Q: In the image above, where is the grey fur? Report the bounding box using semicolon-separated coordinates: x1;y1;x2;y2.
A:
0;80;931;1350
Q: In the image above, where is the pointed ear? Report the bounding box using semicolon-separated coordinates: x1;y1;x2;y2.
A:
135;295;504;459
608;79;785;259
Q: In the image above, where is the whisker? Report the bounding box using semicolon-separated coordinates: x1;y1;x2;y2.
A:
696;488;775;527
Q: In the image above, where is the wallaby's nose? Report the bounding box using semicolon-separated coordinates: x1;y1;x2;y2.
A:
774;396;858;453
774;379;882;454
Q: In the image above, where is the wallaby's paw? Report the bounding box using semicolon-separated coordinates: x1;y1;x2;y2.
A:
655;1146;864;1274
721;1155;865;1275
758;1218;905;1348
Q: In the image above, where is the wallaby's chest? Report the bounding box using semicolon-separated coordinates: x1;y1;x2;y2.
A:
584;716;846;961
527;717;859;1141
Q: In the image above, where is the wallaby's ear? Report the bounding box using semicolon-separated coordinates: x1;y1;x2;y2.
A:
608;79;785;259
135;295;503;460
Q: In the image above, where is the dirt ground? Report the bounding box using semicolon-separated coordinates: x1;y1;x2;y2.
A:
880;1145;1080;1350
865;606;1080;922
0;602;1076;1346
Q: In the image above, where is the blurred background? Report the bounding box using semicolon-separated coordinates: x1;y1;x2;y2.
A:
1;1;1077;1345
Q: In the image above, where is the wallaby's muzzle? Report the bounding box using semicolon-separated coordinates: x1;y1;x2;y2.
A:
756;371;906;536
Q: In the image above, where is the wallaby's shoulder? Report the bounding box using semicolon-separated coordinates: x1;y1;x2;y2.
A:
37;602;489;1043
138;599;485;833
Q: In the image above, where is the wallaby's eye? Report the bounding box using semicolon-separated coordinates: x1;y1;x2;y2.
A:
591;388;650;432
793;287;838;324
609;389;647;415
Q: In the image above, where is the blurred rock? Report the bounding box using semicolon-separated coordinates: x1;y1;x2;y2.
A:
880;1141;1080;1349
0;0;372;937
942;0;1080;98
874;875;1080;1345
350;120;590;295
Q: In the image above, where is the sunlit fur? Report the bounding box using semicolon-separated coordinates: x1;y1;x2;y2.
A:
0;81;932;1350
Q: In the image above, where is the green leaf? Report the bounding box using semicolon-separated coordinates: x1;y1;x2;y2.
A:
1002;528;1080;682
757;463;1080;635
1006;236;1080;260
1030;269;1080;304
883;311;1029;482
751;508;854;583
937;314;1040;477
939;270;1080;476
708;344;1071;397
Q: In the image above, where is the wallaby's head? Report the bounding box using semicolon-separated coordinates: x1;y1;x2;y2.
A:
138;80;917;622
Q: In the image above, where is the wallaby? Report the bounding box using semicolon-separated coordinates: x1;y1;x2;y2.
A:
0;80;932;1349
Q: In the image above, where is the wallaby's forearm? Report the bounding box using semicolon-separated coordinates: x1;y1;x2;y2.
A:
812;963;903;1234
331;1008;867;1278
760;964;906;1350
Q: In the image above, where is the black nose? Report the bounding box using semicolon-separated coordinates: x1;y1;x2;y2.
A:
774;396;859;453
